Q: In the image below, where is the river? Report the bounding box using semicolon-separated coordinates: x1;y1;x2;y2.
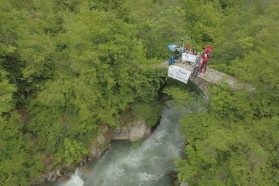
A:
55;105;187;186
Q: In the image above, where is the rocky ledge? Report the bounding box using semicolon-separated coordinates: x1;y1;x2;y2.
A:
32;119;151;185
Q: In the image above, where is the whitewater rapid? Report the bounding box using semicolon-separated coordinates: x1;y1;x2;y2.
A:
57;106;185;186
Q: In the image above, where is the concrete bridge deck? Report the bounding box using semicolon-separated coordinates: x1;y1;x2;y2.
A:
161;61;254;98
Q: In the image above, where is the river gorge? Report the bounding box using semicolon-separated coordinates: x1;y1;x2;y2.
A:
50;105;187;186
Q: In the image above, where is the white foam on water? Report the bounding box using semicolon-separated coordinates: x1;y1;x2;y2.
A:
58;107;191;186
114;167;125;177
61;169;84;186
138;172;160;181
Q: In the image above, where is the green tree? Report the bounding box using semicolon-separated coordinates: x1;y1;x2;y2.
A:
1;0;167;183
173;0;279;185
0;69;43;186
26;0;166;166
176;115;279;185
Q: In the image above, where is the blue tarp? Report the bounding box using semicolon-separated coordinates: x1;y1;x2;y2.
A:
167;44;179;52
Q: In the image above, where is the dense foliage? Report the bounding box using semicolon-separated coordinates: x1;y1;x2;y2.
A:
0;0;166;185
167;0;279;185
1;0;278;185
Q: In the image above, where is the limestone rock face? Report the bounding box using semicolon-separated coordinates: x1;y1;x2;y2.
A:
130;121;148;142
181;182;188;186
32;120;151;185
90;126;111;159
111;120;150;142
111;126;130;140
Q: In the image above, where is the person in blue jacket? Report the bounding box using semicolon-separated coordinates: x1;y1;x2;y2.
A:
169;55;175;66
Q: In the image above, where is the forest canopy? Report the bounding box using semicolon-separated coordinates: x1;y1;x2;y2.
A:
0;0;278;185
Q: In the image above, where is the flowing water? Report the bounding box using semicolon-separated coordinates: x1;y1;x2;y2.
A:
56;106;186;186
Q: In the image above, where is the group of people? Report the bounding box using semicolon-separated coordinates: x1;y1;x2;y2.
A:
168;44;212;78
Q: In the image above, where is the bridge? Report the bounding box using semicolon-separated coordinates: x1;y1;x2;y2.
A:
161;61;254;99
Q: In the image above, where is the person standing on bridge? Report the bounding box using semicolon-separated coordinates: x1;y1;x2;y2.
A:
168;55;175;66
174;47;179;60
199;52;210;73
199;45;212;73
190;52;202;79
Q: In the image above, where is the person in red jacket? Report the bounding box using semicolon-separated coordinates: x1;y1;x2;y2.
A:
199;52;210;73
199;45;212;73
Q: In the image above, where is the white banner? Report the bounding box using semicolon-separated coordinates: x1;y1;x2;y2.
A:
168;65;191;84
182;53;197;62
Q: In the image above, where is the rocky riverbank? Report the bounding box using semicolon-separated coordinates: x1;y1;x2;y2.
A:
32;119;151;185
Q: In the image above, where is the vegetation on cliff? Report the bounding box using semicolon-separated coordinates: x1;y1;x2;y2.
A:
0;0;278;185
168;0;279;185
